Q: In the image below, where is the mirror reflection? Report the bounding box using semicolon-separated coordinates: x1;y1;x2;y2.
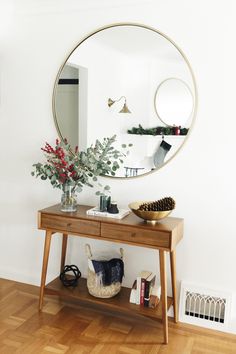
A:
154;78;194;127
53;24;196;178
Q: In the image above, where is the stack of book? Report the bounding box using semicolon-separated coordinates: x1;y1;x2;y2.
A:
86;207;130;219
129;270;161;308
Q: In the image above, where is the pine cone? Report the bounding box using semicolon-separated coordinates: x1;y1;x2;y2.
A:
138;197;175;211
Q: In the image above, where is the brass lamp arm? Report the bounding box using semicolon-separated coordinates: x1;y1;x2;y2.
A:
114;96;127;103
108;96;127;107
108;96;131;113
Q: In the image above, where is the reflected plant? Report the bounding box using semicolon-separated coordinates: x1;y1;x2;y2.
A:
95;184;111;197
127;124;189;136
31;135;132;194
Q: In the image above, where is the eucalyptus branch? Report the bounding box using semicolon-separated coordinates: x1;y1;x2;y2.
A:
31;136;132;195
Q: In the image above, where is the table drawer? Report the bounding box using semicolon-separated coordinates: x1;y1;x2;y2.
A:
40;214;100;236
101;223;170;248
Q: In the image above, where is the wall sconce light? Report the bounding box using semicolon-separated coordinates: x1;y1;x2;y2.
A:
108;96;131;113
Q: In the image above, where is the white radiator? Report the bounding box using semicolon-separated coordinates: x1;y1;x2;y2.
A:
179;282;231;331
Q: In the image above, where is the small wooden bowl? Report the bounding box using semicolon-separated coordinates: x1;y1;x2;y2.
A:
128;201;173;224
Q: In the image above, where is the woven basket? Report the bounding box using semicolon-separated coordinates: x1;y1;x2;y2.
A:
85;244;124;299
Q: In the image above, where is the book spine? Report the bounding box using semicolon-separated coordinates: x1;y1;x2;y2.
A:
144;276;156;307
136;276;141;305
144;279;151;307
140;278;145;305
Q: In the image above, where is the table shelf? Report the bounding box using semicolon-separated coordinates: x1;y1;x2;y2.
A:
45;277;173;321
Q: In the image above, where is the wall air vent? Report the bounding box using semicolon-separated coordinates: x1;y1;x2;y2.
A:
179;282;231;331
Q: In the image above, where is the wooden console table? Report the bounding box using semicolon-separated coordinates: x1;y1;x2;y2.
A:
38;204;183;344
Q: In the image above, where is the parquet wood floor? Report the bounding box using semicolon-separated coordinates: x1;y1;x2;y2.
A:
0;278;235;353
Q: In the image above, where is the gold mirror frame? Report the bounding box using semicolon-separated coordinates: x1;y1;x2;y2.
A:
52;22;198;179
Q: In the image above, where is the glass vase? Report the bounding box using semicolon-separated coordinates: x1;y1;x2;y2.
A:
99;195;111;212
61;185;77;212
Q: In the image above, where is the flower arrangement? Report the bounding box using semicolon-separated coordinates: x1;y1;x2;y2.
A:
31;135;131;196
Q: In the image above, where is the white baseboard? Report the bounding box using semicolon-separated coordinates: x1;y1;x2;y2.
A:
0;267;56;287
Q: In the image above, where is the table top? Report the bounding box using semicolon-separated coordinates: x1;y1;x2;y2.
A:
39;204;183;234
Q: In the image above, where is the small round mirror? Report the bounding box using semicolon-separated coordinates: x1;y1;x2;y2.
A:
154;78;194;127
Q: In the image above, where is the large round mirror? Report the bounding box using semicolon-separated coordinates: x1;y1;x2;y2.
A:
154;78;194;127
53;23;197;178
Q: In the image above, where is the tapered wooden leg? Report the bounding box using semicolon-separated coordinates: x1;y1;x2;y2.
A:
170;250;178;323
159;250;168;344
60;234;68;273
39;230;52;311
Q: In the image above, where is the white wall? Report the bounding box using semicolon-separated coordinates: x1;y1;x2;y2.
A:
0;0;236;333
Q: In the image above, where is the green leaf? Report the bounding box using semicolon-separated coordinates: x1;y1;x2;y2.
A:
51;175;57;182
